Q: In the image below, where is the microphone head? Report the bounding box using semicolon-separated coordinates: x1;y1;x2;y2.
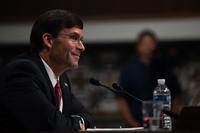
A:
112;83;122;91
89;78;101;86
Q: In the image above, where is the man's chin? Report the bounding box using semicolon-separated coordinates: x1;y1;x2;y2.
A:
67;59;79;69
71;62;79;69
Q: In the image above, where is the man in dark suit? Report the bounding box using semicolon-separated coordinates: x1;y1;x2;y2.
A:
0;9;93;131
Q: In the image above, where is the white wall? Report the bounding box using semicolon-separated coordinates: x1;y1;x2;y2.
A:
0;17;200;44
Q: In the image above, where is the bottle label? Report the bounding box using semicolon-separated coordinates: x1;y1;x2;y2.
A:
153;95;170;104
153;95;171;109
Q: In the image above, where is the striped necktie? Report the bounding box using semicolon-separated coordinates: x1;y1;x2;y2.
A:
55;80;62;110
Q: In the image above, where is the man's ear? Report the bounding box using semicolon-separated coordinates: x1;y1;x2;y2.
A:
42;33;54;48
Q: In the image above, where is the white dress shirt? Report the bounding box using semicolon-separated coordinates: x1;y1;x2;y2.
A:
40;57;63;112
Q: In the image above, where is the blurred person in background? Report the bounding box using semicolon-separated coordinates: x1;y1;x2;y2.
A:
117;30;181;127
0;9;93;131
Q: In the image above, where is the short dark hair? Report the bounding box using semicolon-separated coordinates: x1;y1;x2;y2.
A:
30;9;83;53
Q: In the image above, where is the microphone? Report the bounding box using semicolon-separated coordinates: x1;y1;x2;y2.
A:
89;78;118;94
89;78;142;103
112;83;143;103
89;78;101;86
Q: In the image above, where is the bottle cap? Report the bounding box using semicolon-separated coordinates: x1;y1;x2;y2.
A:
157;79;165;85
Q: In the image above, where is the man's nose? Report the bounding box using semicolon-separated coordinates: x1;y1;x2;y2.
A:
78;41;85;52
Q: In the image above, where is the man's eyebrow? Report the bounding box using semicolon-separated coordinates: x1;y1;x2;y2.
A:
68;32;83;38
68;32;81;36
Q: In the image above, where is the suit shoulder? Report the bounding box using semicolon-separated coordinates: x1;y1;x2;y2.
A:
0;58;42;78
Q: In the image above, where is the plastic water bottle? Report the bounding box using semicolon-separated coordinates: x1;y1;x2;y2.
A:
153;79;172;130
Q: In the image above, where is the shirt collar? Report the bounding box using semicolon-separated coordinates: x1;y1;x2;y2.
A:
40;57;59;88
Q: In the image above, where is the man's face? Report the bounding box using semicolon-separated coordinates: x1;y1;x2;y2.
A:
50;27;85;70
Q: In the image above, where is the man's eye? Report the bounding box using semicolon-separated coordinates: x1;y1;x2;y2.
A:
80;39;84;43
69;35;79;40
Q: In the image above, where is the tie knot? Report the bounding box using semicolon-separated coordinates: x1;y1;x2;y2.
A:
55;80;61;89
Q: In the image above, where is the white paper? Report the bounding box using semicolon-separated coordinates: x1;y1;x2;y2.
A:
86;127;144;131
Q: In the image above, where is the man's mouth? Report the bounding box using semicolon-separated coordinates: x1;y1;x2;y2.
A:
71;52;80;59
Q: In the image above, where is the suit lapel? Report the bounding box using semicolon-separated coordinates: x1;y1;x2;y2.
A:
28;53;57;106
60;74;71;114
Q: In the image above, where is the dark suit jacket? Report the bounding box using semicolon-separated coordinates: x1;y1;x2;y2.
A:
0;52;93;131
